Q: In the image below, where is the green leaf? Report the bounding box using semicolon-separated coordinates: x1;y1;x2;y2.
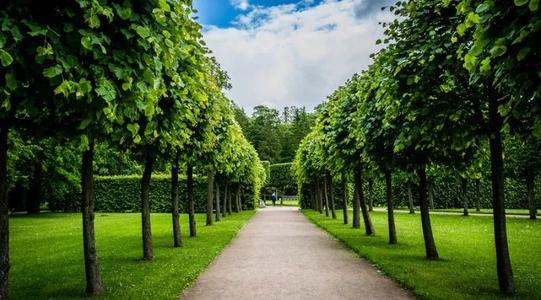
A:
113;3;132;20
5;72;17;91
489;45;507;57
81;36;93;49
95;78;116;102
514;0;529;6
517;47;530;61
0;49;13;67
78;118;92;130
87;15;101;28
135;25;150;38
529;0;539;11
43;65;63;78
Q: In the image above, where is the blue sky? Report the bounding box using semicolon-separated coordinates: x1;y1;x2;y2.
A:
194;0;321;27
194;0;393;113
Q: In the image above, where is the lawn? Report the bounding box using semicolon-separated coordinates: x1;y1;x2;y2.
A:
378;207;539;217
9;211;255;299
303;209;541;300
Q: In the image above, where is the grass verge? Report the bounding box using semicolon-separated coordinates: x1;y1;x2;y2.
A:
303;209;540;300
10;211;255;299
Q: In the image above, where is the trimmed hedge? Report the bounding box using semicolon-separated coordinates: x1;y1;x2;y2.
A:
49;175;255;213
300;173;540;210
268;163;295;192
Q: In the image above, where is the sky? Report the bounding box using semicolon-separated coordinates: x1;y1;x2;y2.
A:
193;0;393;114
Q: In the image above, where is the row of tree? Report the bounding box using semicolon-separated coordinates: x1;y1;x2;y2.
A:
294;0;540;295
0;0;265;298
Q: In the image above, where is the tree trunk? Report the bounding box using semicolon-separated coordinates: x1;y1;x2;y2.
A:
81;140;105;294
354;165;375;235
315;180;322;213
0;124;8;299
171;156;182;247
385;171;397;244
328;174;336;219
342;178;349;225
323;175;330;217
352;176;360;229
226;183;232;215
475;179;481;212
408;183;415;214
235;184;241;212
187;164;196;237
417;165;438;260
221;180;227;218
206;171;214;226
232;184;238;213
462;178;469;216
215;179;221;222
488;95;515;294
141;147;155;260
368;178;374;211
527;176;537;220
27;161;42;214
428;180;434;209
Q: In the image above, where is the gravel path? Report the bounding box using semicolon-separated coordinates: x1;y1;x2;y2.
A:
182;206;411;300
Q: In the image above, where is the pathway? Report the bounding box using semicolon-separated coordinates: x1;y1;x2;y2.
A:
182;206;411;300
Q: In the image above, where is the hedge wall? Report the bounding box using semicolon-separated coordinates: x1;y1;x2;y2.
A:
299;173;540;210
49;175;254;213
268;163;296;192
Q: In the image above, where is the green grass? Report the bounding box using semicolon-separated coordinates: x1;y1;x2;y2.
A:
303;209;541;300
9;211;255;299
385;207;538;216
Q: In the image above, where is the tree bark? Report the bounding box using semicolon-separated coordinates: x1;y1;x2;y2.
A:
315;180;322;213
527;176;537;220
342;178;349;225
215;178;221;222
232;184;238;213
187;164;196;237
328;174;336;219
385;171;397;244
428;180;434;209
323;175;330;217
81;140;105;294
417;165;438;260
462;178;469;216
0;124;8;299
141;147;155;260
354;165;374;235
221;180;227;218
368;178;374;211
475;179;481;212
206;171;214;226
226;183;232;215
352;175;360;229
408;183;415;214
27;160;43;214
237;183;243;212
488;95;515;294
235;184;241;212
171;156;182;247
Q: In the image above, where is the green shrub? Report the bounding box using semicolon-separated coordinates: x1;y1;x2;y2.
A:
48;175;257;213
268;163;296;192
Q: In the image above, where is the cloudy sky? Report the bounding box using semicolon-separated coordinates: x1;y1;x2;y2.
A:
193;0;393;113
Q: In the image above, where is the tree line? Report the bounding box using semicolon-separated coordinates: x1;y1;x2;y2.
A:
0;1;265;298
235;105;315;164
294;0;540;296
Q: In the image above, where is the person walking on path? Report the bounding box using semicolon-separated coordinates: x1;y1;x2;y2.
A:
271;192;276;206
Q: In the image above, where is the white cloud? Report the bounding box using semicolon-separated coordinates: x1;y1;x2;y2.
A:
204;0;393;113
231;0;250;11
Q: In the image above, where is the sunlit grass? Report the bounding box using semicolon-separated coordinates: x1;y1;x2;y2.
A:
10;211;255;299
303;209;541;300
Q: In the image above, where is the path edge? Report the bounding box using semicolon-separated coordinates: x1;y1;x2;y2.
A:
299;209;416;299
